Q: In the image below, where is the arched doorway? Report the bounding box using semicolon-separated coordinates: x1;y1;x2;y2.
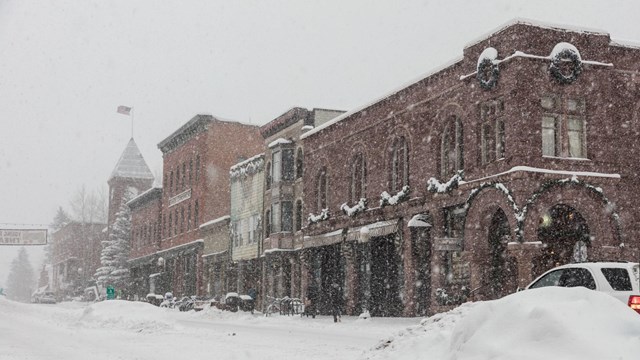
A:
487;208;515;299
534;204;590;277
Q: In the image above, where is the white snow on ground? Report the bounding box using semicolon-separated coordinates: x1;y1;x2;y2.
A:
2;287;640;360
362;287;640;360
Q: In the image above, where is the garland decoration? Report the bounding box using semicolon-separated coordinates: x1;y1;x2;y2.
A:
476;47;499;90
308;208;330;224
380;185;410;207
340;198;367;217
463;175;622;244
549;43;582;84
427;170;464;194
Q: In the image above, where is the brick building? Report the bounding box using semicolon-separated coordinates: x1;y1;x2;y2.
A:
128;114;263;298
301;20;640;317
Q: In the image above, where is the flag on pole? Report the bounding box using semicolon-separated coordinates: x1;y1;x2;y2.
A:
117;105;132;115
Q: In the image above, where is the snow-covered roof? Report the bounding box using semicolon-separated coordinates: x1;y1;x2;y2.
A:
268;138;293;148
301;56;463;140
109;138;154;181
199;216;230;229
464;18;609;50
156;239;203;256
462;165;620;185
126;187;162;208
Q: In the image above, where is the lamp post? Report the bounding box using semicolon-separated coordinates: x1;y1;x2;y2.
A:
358;226;371;319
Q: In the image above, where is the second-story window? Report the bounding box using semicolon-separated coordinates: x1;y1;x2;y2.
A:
480;99;505;165
317;167;328;210
265;210;271;237
282;201;293;232
390;137;408;193
170;171;174;195
295;200;303;232
182;163;186;189
351;153;367;202
194;200;199;227
272;151;282;184
441;116;464;178
541;95;586;158
265;162;272;189
282;148;294;181
296;148;304;179
176;167;180;193
195;155;201;182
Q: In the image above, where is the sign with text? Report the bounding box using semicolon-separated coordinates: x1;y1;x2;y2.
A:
0;229;48;245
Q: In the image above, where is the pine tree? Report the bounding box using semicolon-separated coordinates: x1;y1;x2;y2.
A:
94;191;133;292
6;247;35;302
45;206;71;264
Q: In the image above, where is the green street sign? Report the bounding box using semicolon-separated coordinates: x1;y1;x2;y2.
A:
106;286;115;300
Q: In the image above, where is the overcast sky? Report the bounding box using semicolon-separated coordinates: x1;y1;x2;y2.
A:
1;0;639;285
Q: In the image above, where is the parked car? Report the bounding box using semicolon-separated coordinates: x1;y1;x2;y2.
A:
526;262;640;314
32;291;57;304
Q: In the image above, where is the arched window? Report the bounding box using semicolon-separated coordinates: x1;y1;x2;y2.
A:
351;153;367;202
441;116;464;178
295;200;303;231
266;162;272;189
296;148;304;179
389;137;408;193
317;167;328;210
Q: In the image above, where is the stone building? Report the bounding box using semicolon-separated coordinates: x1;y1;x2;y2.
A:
301;20;640;317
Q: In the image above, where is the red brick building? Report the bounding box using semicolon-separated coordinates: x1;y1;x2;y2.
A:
301;20;640;317
129;115;263;298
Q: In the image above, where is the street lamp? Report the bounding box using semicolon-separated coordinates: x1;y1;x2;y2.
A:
358;226;371;319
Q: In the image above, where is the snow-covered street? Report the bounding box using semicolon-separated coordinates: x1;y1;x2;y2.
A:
0;296;417;360
3;287;640;360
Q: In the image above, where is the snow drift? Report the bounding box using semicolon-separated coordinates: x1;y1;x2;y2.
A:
79;299;178;332
364;287;640;360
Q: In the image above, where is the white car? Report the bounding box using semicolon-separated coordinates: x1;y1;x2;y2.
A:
526;262;640;314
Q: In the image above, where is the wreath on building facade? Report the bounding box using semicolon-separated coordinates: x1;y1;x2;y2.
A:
549;44;583;84
476;47;499;90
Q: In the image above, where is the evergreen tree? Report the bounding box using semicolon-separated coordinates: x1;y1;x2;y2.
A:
95;191;133;292
45;206;71;264
6;247;35;302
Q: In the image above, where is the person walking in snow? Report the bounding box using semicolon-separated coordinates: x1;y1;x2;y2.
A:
329;282;342;323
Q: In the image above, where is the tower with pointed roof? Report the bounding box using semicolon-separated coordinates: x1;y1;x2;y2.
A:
107;138;154;231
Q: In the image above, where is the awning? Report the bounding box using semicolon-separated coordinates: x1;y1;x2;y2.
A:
303;229;344;247
345;219;399;242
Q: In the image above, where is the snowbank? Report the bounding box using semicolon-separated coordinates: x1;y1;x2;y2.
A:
364;287;640;360
79;300;178;332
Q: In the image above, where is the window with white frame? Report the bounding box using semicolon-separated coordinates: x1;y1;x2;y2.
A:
541;95;586;158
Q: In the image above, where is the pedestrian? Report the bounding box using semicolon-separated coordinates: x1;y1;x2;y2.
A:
329;283;342;323
305;283;318;318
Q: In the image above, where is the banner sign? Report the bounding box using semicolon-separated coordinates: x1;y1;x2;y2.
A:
0;229;48;245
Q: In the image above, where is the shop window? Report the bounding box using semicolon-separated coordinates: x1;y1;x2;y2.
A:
444;205;465;239
541;95;586;158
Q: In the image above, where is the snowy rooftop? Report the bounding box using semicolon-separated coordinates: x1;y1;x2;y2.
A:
109;138;154;181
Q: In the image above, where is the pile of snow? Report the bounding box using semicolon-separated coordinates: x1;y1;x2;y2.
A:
79;300;178;332
364;287;640;360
